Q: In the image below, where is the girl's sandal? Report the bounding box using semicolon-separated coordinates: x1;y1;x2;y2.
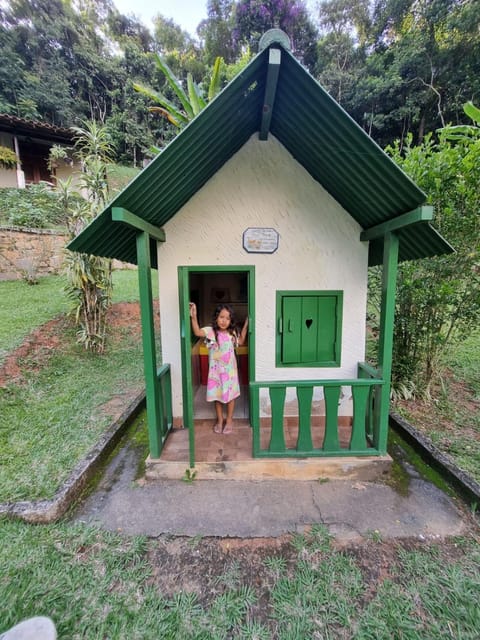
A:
213;423;223;434
222;422;233;434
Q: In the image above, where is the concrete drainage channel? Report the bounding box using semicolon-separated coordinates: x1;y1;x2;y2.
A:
1;400;479;525
389;413;480;507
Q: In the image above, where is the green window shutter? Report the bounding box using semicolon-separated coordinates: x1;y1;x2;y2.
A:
277;291;342;367
300;295;318;362
316;295;337;362
282;296;302;363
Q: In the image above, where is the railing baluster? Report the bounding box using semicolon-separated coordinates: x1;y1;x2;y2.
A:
157;364;173;443
251;386;261;457
296;386;313;451
365;385;374;440
350;385;369;450
323;386;340;451
269;387;286;453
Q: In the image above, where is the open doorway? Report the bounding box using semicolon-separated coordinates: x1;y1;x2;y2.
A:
187;269;251;421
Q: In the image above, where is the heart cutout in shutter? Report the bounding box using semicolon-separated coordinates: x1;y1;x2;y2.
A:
305;318;313;329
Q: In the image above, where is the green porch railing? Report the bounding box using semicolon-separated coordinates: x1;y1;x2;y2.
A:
156;363;173;446
249;364;383;458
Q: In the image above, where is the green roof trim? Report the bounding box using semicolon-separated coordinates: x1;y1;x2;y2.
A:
112;207;166;242
68;33;453;267
360;206;434;241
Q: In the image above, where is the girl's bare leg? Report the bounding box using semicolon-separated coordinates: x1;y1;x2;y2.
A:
223;400;235;433
213;401;223;433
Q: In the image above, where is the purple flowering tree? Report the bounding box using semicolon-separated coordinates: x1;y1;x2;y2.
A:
233;0;318;69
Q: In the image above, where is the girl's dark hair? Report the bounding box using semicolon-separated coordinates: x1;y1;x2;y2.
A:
212;304;237;343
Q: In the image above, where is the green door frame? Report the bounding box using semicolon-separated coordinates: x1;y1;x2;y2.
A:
178;265;255;468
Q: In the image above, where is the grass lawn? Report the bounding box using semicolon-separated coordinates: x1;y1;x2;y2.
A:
394;331;480;485
1;521;479;639
0;269;156;361
0;270;156;502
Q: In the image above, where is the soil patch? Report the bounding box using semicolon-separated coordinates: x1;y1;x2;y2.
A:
145;532;479;617
0;301;143;388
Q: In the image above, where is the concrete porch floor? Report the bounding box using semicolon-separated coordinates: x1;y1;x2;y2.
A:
145;419;392;482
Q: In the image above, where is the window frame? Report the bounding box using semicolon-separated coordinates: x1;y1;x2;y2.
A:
275;290;343;368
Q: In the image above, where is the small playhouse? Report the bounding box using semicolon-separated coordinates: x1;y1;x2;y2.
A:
69;30;452;475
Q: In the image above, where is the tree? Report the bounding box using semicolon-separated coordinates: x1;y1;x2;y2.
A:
198;0;238;64
232;0;318;70
362;0;480;146
61;121;114;353
133;54;223;133
385;103;480;392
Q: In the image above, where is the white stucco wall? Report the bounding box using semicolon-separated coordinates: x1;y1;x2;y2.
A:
0;168;18;188
0;132;19;187
157;134;369;417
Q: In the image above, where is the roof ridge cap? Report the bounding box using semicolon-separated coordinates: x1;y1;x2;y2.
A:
258;29;291;51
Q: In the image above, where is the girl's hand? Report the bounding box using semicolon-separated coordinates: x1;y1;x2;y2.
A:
189;302;197;317
238;315;249;346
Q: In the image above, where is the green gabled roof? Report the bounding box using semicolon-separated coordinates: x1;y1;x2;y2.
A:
68;32;453;267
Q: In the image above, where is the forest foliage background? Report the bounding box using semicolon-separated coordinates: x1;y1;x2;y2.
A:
1;0;479;164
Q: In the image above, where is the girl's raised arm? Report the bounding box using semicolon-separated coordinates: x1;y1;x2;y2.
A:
238;315;249;346
189;302;205;338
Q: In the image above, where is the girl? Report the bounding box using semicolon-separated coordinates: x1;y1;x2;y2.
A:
189;302;248;434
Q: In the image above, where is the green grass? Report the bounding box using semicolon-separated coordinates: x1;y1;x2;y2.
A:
0;270;158;502
107;164;140;195
0;276;68;359
0;269;156;360
111;267;158;303
0;325;144;502
443;331;480;400
1;520;479;639
434;332;480;482
394;330;480;485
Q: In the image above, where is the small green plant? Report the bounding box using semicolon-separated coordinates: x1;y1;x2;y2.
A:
366;528;383;543
47;144;72;175
182;468;197;483
62;121;114;354
264;555;287;579
292;524;334;555
187;534;203;548
236;620;271;639
208;585;256;633
214;560;242;590
21;266;39;286
0;144;17;169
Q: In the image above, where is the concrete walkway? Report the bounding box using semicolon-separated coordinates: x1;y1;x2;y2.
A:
73;441;469;541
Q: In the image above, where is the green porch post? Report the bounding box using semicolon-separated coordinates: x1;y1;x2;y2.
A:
136;230;162;458
375;231;399;453
112;207;165;459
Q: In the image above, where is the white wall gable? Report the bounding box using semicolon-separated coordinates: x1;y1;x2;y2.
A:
157;133;369;417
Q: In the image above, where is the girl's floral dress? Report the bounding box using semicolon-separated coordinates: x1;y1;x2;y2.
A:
201;327;240;404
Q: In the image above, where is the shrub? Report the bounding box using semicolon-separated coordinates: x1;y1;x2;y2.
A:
0;183;81;229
